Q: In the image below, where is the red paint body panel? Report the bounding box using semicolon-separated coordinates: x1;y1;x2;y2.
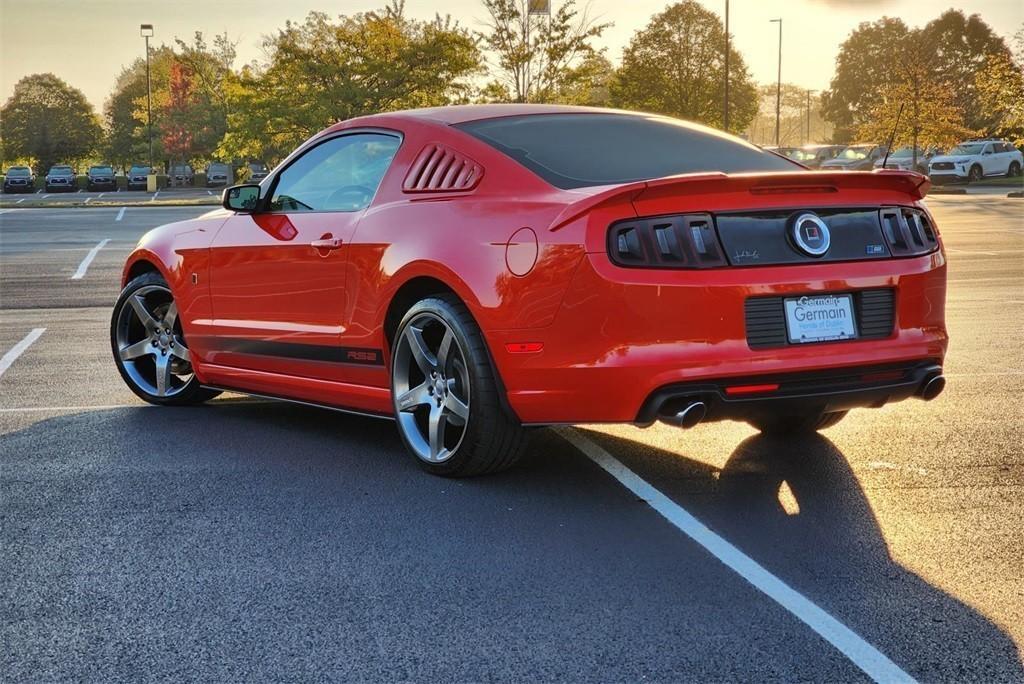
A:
120;106;948;425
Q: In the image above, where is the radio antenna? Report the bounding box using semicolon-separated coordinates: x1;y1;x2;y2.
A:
881;103;904;169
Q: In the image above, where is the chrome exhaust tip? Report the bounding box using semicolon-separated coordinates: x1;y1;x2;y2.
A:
659;401;707;429
920;374;946;401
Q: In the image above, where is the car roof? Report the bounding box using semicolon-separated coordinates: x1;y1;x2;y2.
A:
346;104;676;129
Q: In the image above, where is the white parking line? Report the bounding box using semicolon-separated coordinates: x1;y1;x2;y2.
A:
151;190;160;201
16;198;25;204
559;428;916;684
71;239;111;280
0;328;46;379
98;193;106;199
115;207;126;221
84;198;92;205
207;190;213;196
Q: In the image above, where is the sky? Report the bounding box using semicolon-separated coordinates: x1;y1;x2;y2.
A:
1;0;1022;112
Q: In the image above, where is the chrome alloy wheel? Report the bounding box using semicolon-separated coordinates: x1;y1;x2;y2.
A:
114;284;193;398
392;313;471;463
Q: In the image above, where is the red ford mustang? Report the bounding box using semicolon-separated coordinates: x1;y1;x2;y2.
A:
112;105;947;476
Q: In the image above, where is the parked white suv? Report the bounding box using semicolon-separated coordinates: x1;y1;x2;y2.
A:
928;140;1022;183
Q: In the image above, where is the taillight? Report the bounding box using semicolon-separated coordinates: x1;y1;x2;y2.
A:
878;207;939;257
608;213;727;268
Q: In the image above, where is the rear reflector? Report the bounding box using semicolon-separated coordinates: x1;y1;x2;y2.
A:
860;370;905;383
506;342;544;354
725;383;780;396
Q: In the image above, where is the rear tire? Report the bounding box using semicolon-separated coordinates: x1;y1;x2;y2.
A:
390;294;527;477
1008;161;1021;178
749;410;847;434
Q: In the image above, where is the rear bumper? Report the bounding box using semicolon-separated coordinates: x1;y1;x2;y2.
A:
635;361;942;426
929;170;968;182
489;250;948;424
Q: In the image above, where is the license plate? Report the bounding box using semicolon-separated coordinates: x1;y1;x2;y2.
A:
784;294;857;343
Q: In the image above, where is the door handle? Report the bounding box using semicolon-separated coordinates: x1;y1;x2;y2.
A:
310;237;343;251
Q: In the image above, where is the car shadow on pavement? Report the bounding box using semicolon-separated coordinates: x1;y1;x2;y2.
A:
576;428;1024;683
3;404;1021;681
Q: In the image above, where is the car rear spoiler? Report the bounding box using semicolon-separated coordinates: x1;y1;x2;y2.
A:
548;169;931;232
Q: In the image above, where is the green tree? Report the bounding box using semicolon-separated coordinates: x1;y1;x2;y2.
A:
104;47;175;169
478;0;610;104
1;73;102;173
172;32;236;159
219;2;482;163
609;1;757;134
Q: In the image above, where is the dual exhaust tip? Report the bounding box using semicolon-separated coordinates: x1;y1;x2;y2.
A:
919;374;946;401
658;401;707;429
656;373;946;430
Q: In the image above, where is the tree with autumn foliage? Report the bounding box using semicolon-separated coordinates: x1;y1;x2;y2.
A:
823;10;1014;143
160;62;197;169
974;35;1024;146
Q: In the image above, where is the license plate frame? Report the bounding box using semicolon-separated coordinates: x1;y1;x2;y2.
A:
783;294;858;344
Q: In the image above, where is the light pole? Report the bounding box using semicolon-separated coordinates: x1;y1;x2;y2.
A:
723;0;729;131
140;24;154;169
770;18;782;147
805;89;814;144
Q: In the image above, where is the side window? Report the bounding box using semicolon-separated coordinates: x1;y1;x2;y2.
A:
269;133;400;213
983;144;993;155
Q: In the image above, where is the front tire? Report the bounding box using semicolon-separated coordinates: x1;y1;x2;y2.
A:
390;295;526;476
111;272;220;406
968;165;983;183
748;410;847;435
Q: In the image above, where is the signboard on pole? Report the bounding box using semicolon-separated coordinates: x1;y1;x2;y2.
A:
528;0;550;15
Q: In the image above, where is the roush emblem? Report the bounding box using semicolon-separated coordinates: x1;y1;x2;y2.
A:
789;212;831;257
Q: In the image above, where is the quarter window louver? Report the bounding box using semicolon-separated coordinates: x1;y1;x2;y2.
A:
403;144;483;193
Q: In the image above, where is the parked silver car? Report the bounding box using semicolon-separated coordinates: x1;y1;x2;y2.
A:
205;162;231;187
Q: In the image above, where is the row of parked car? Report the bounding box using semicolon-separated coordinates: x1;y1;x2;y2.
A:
766;138;1023;182
1;160;271;193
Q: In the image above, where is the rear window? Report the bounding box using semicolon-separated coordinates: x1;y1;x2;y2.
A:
456;113;798;189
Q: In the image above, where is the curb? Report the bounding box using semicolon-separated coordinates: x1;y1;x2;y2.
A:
929;187;967;195
0;201;220;210
1008;191;1023;198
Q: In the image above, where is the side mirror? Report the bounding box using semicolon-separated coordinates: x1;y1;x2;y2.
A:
223;184;261;213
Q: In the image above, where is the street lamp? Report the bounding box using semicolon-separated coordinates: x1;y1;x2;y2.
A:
723;0;730;131
140;24;154;169
770;18;782;147
806;89;815;145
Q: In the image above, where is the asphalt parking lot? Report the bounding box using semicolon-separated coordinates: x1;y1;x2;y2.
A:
1;198;1022;681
